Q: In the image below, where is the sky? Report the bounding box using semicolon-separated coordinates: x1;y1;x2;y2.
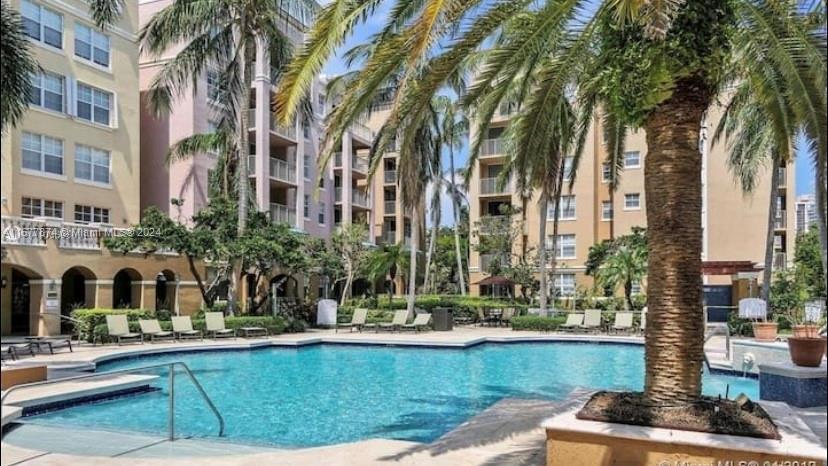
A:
320;4;817;225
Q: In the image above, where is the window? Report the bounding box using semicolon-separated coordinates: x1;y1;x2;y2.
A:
74;204;110;224
318;175;325;189
631;281;642;295
304;195;310;218
554;234;576;259
303;154;311;179
602;201;613;221
29;72;65;113
21;0;62;48
303;122;310;139
548;195;576;220
317;94;326;114
562;156;574;181
21;197;63;219
76;83;111;125
624;193;641;210
22;132;63;175
206;69;221;103
75;145;110;184
318;202;325;224
75;23;110;67
553;274;576;297
623;151;641;168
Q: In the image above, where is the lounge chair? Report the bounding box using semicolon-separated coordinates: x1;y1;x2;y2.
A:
205;312;236;339
105;315;143;345
559;313;584;332
580;309;603;332
139;319;175;343
336;308;368;333
401;313;432;332
610;312;634;334
501;308;516;326
1;342;36;360
377;310;408;332
172;316;203;340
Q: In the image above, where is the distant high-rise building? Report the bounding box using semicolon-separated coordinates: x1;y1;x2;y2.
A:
796;194;818;234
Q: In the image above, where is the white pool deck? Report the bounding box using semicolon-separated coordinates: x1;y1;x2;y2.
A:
1;328;825;465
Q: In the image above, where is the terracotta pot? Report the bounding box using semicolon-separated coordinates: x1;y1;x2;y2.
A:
792;324;821;339
752;322;778;342
788;337;826;367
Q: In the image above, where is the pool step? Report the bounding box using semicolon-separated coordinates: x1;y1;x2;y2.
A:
2;374;158;411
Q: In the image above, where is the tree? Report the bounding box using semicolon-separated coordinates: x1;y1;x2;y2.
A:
474;205;523;276
430;227;469;294
587;228;648;308
276;0;825;405
365;243;409;303
794;225;826;298
332;224;371;305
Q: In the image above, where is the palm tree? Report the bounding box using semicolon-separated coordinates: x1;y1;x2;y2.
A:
276;0;825;405
596;243;648;311
423;123;443;294
366;243;409;303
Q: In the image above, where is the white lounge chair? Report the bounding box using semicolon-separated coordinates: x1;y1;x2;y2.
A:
580;309;603;332
205;312;236;339
401;313;432;332
559;313;584;332
139;319;175;343
377;310;408;332
105;315;143;345
172;316;202;340
611;312;634;333
336;308;368;333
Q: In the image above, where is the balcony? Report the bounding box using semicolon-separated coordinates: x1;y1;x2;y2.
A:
480;177;511;196
481;138;505;157
777;167;787;188
270;203;296;226
248;109;297;142
1;216;47;246
773;252;787;270
350;121;374;146
334;153;369;174
384;170;397;184
774;210;787;229
248;156;297;185
381;231;397;244
478;215;510;235
480;253;510;271
352;189;370;208
384;201;396;215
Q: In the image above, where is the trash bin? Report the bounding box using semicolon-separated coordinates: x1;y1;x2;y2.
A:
432;307;454;331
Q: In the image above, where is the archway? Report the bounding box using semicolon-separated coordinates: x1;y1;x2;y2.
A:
2;265;41;336
155;269;177;315
270;274;298;315
61;266;96;333
113;268;142;309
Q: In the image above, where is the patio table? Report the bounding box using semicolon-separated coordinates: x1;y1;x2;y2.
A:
239;327;269;338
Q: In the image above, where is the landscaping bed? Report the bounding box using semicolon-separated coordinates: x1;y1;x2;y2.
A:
576;391;780;439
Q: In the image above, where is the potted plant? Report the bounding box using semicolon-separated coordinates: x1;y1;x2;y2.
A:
783;301;826;367
739;297;777;342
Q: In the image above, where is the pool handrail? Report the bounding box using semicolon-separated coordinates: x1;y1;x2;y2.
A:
0;361;225;440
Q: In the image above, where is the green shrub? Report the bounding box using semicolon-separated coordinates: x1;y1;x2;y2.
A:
91;315;286;343
342;295;529;324
71;308;155;342
511;315;567;331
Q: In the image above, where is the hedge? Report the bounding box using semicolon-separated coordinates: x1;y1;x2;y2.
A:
510;315;567;331
71;309;156;342
92;316;287;343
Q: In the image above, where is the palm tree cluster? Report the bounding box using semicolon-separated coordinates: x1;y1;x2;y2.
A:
277;0;825;405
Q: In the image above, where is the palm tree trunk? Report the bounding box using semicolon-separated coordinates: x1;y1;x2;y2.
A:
407;207;419;319
538;191;549;317
449;148;467;295
424;188;440;293
548;160;565;309
624;280;633;311
815;164;828;277
642;77;710;405
761;152;781;303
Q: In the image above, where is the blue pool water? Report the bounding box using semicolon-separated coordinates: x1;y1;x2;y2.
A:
26;343;758;447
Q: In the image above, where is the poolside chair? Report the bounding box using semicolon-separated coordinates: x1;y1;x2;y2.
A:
559;313;584;332
139;319;175;343
501;308;516;327
610;312;634;334
171;316;203;340
401;313;432;332
336;308;368;333
205;312;236;339
105;315;143;345
377;310;408;332
0;341;36;360
580;309;603;333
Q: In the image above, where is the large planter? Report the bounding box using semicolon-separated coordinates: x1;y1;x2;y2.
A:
792;324;820;338
752;322;778;342
787;337;826;367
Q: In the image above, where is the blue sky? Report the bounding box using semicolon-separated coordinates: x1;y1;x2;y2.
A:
321;6;817;208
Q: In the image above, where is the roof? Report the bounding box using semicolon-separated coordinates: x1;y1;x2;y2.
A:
475;276;516;286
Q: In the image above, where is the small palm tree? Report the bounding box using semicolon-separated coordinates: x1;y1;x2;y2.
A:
596;243;648;311
365;243;409;304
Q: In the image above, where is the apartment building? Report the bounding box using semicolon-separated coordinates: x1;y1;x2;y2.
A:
796;194;818;234
1;0;201;337
467;103;797;297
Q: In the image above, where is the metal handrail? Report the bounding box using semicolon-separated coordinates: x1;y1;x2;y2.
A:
1;362;225;440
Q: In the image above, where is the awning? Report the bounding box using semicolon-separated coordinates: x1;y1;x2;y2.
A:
475;275;516;286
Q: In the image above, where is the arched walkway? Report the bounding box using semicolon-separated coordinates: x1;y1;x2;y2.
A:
1;265;42;336
61;266;96;333
155;269;177;314
113;268;142;309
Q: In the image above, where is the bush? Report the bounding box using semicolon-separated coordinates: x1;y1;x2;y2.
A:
343;295;529;324
511;315;567;331
71;308;155;342
91;315;287;343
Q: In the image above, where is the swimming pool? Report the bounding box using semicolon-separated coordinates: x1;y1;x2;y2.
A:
25;343;758;447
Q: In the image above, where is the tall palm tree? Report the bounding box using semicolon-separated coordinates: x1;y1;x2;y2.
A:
423;124;443;293
596;242;648;311
366;242;409;303
276;0;825;405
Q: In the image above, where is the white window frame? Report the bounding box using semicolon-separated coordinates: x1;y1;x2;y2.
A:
29;71;65;113
562;156;575;181
547;195;576;221
602;163;611;183
74;22;110;68
624;193;641;211
303;154;311;179
76;82;113;126
74;204;110;224
21;197;63;219
21;0;63;50
21;131;64;176
553;273;576;297
318;201;325;224
551;234;576;259
206;68;221;104
623;151;641;168
601;201;613;221
74;144;111;185
303;194;311;219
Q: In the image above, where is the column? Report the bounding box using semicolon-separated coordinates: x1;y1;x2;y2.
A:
31;279;59;336
295;140;305;231
254;40;271;212
342;134;353;225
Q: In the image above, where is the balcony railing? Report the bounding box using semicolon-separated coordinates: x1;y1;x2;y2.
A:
270;157;296;183
384;201;396;215
384;170;397;184
480;253;510;271
1;216;47;246
334;187;343;202
59;223;104;250
381;231;396;244
481;138;505;156
777;167;787;187
775;210;787;229
480;177;511;195
497;102;518;117
248;109;297;140
352;155;368;173
352;189;370;207
350;121;374;142
773;252;787;270
270;203;296;225
478;215;510;235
